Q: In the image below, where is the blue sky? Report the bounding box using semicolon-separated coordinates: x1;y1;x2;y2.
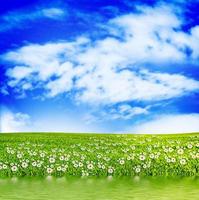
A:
0;0;199;133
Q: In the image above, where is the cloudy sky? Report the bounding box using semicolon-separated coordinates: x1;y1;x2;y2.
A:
0;0;199;133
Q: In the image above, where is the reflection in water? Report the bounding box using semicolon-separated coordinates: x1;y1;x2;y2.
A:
0;177;198;200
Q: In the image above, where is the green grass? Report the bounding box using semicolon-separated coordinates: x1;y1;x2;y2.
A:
0;133;198;177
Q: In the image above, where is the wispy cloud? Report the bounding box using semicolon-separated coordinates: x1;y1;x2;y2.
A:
128;114;199;134
84;104;149;124
0;7;66;32
0;107;31;132
0;107;101;133
41;8;65;19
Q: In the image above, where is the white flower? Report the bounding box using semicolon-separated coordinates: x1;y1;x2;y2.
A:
149;154;154;159
11;150;15;154
22;162;28;168
65;157;69;161
119;160;125;165
97;154;101;159
32;161;37;167
131;146;135;150
108;168;114;174
180;159;186;165
135;167;141;173
139;155;146;161
3;164;7;169
37;163;41;168
187;144;193;149
82;171;89;177
40;153;45;158
11;166;18;172
47;168;53;174
49;157;55;163
57;166;62;171
6;148;11;154
62;167;66;172
164;148;168;153
143;164;147;169
177;149;184;155
196;153;199;158
127;156;131;161
79;162;83;167
17;154;23;159
87;163;94;170
166;158;171;163
74;163;78;168
60;156;65;161
191;155;196;159
171;158;176;163
154;155;159;159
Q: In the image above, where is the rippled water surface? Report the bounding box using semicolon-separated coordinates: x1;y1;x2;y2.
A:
0;177;198;200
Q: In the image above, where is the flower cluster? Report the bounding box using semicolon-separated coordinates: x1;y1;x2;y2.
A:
0;134;198;177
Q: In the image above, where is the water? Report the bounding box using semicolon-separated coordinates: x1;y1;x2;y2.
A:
0;177;198;200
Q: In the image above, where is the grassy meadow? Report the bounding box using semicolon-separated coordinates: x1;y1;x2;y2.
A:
0;133;198;177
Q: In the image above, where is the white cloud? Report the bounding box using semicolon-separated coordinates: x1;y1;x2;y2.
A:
45;62;75;97
0;107;102;133
41;8;65;19
107;5;185;63
75;69;199;104
0;7;66;32
2;4;199;106
129;114;199;134
0;108;31;132
84;104;148;123
190;26;199;59
0;86;9;95
6;66;33;80
117;104;148;118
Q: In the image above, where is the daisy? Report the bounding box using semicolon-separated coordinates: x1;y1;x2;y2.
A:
171;158;176;163
187;144;193;149
11;165;18;172
87;163;94;170
139;155;146;161
32;162;37;167
17;154;23;159
49;157;55;163
149;154;154;159
47;168;53;174
119;160;125;165
108;168;114;174
62;167;66;172
177;149;184;155
135;167;141;173
57;166;62;171
143;164;147;169
59;156;65;161
21;162;28;168
78;162;83;167
180;158;186;165
40;153;45;158
3;164;8;169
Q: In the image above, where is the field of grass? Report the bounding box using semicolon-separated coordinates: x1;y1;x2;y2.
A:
0;133;198;177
